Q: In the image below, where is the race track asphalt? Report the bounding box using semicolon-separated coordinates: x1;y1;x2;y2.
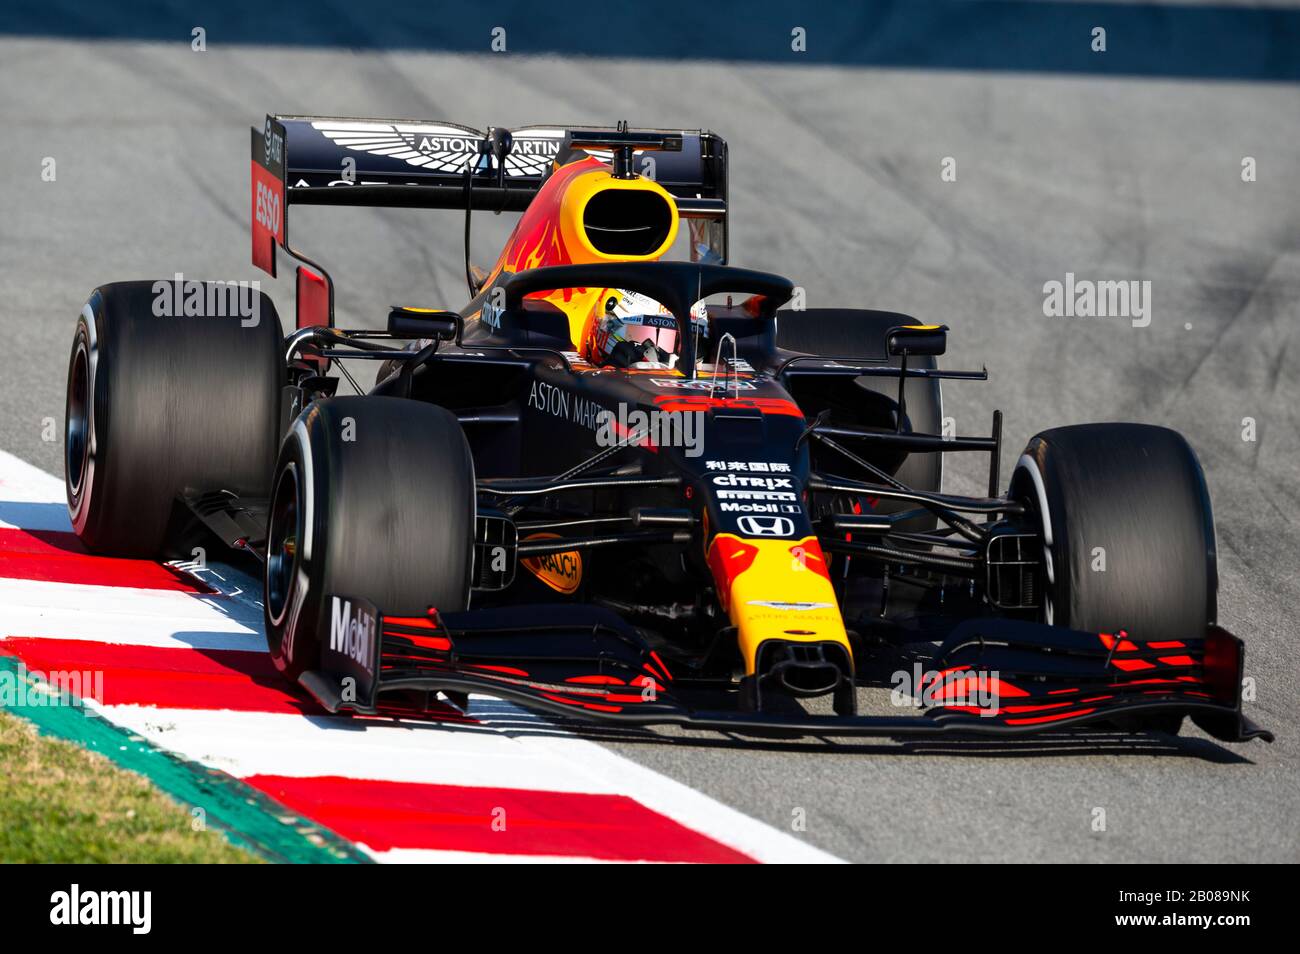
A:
1;2;1296;862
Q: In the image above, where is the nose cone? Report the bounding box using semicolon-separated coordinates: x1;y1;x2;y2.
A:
706;533;851;677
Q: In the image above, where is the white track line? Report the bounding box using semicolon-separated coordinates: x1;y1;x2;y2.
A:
0;578;263;649
98;701;838;863
0;449;842;863
100;705;627;793
0;451;73;531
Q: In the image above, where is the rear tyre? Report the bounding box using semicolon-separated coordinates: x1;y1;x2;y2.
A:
1008;423;1217;641
777;308;942;524
66;281;283;557
264;397;476;680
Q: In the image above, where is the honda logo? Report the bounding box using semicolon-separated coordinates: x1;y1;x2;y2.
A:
737;515;796;537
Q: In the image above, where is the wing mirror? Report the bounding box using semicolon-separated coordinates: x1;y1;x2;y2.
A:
387;307;462;340
886;323;948;357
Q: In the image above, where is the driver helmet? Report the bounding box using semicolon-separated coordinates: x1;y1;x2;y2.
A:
586;290;707;369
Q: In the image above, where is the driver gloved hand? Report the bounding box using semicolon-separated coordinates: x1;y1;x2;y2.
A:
638;340;668;364
608;339;670;368
608;340;642;368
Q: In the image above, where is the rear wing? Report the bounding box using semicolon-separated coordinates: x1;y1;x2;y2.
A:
251;115;728;326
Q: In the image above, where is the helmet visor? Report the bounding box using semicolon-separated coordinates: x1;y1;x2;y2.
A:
621;321;678;355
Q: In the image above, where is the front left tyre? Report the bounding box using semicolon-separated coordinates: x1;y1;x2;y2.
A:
1009;422;1217;642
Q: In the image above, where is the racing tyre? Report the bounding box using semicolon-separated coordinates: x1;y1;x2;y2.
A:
1009;423;1217;642
65;280;283;557
777;308;942;493
778;308;942;527
265;396;476;680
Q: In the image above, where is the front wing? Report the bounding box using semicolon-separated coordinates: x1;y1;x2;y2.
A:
297;601;1272;743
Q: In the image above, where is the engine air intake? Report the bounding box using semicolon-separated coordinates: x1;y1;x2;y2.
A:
582;189;674;257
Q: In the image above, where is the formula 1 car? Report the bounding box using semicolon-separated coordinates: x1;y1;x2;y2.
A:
63;116;1271;743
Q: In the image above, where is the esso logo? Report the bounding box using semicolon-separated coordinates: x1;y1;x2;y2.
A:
255;181;281;234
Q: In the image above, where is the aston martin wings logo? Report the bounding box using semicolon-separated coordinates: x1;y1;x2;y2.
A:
310;121;564;177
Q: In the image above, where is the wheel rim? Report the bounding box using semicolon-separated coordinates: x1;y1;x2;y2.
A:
1010;455;1056;627
66;341;90;497
266;463;301;627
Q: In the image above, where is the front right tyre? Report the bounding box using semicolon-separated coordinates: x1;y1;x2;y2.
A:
66;281;283;557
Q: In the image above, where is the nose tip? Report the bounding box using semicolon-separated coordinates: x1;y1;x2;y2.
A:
760;640;851;698
778;660;842;696
743;638;857;716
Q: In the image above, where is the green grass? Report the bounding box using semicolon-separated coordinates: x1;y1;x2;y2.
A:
0;710;259;863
